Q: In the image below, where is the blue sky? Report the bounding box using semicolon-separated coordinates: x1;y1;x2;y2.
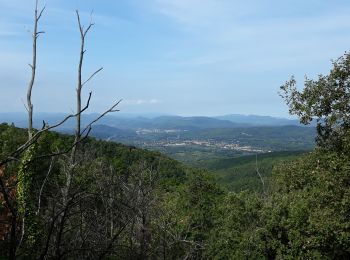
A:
1;0;350;117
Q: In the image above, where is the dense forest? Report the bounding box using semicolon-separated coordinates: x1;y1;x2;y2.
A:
1;1;350;259
0;123;224;259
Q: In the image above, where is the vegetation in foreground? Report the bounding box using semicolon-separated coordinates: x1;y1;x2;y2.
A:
0;123;225;259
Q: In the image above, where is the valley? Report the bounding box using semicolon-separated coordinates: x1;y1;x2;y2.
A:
0;112;316;193
0;112;316;167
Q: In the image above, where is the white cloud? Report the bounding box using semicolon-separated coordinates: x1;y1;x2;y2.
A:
122;99;162;106
148;0;350;73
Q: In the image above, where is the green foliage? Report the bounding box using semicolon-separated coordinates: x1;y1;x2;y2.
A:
0;123;27;161
1;124;226;258
159;169;224;258
205;150;350;259
17;145;36;215
260;151;350;259
205;191;264;259
17;144;42;256
206;151;306;193
280;52;350;153
182;170;223;240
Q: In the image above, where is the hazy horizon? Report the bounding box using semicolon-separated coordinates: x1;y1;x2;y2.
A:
0;111;298;120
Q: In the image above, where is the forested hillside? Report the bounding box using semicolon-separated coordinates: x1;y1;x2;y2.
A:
0;123;224;259
202;151;306;192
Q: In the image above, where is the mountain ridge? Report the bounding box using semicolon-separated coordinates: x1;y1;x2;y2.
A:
0;112;306;130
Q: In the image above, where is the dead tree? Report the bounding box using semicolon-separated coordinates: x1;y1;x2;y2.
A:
0;1;45;258
52;10;120;259
17;0;46;251
0;2;121;259
26;0;45;139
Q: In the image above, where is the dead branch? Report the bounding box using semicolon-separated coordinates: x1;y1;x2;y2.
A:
255;154;266;196
82;67;103;87
81;99;122;136
37;157;54;215
0;93;92;168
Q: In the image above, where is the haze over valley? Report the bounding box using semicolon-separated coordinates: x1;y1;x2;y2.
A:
0;112;315;166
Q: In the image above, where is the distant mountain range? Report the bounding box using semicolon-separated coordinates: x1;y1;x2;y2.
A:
0;112;315;153
0;112;304;130
215;114;301;126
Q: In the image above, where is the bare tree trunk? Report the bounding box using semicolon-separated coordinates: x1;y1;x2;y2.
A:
62;11;101;204
27;0;45;139
255;154;266;196
61;11;87;208
55;11;103;257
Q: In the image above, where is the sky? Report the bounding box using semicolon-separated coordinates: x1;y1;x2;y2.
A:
1;0;350;117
